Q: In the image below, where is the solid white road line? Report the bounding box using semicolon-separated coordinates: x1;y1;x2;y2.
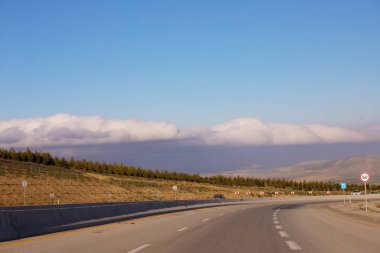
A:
285;241;302;250
275;225;283;230
278;231;289;237
273;221;280;224
178;227;189;232
127;244;150;253
202;218;210;221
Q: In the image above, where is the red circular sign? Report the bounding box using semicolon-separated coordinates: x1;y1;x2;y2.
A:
360;172;370;182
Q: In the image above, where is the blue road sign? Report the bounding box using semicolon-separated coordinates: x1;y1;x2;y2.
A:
341;183;347;189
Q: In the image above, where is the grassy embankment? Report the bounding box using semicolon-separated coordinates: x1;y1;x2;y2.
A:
0;159;339;206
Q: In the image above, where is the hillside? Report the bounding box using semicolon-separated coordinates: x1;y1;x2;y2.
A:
2;147;378;206
0;159;321;207
259;155;380;184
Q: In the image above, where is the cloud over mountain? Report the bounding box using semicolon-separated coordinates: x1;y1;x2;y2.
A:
202;118;369;145
0;114;179;147
0;114;376;148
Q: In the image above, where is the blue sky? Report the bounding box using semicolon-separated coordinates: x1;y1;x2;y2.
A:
1;0;379;128
1;1;380;172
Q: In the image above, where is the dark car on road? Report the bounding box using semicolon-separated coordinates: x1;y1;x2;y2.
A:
212;194;226;199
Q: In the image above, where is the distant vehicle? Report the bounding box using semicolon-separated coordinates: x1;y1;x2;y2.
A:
212;194;225;199
370;191;379;195
351;190;361;195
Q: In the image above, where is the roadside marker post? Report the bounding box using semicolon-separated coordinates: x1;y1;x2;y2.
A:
49;193;55;205
172;185;177;200
360;173;370;212
21;180;28;206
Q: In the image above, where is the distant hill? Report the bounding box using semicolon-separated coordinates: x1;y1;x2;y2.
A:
259;155;380;184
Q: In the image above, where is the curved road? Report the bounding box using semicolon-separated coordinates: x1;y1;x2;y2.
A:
1;200;379;253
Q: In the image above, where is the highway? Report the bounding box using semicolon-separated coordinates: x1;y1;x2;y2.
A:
1;199;379;253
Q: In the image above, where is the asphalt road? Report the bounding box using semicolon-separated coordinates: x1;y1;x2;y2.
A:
1;199;379;253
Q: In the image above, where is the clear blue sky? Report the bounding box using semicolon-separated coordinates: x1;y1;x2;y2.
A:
1;0;379;128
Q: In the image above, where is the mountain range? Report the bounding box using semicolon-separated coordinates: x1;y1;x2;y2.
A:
217;155;380;184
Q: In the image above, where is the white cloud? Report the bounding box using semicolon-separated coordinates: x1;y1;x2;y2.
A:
202;118;369;145
0;113;179;148
0;114;376;148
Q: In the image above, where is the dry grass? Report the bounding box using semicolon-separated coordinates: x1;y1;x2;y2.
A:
324;201;380;225
0;159;336;206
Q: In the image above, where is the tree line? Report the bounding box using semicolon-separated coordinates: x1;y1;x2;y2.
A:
1;148;379;191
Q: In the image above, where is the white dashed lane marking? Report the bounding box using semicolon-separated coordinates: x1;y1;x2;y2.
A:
127;244;150;253
273;206;301;250
202;218;210;221
279;231;289;237
285;241;302;250
177;227;189;232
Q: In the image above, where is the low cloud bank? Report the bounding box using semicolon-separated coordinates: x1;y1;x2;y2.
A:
0;114;377;148
201;118;369;145
0;114;179;147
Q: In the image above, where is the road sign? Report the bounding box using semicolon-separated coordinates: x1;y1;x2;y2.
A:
360;173;370;182
340;183;347;189
360;172;370;212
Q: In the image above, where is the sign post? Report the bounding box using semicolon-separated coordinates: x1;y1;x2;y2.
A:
360;173;370;212
341;183;347;205
21;180;28;206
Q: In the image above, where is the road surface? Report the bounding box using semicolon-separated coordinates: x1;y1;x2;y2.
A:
1;199;379;253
